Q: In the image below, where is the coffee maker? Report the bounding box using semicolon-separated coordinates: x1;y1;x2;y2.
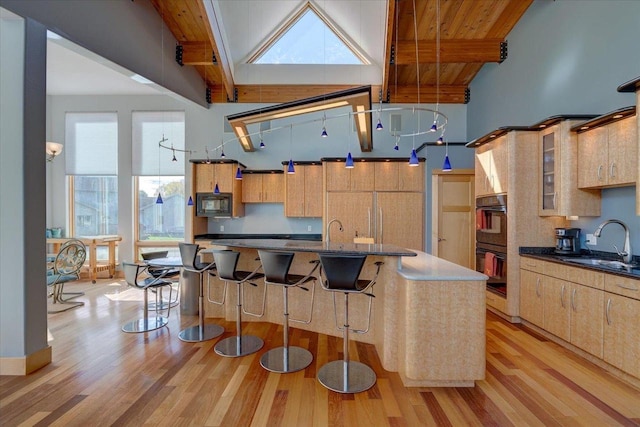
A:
554;228;581;255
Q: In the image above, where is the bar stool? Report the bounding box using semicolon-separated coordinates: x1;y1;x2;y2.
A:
178;243;224;342
258;250;319;373
213;250;265;357
121;262;174;333
317;254;383;393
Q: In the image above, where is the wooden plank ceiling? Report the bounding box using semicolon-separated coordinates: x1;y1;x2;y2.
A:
150;0;533;105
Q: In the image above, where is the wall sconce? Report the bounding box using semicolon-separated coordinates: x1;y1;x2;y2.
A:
46;142;63;162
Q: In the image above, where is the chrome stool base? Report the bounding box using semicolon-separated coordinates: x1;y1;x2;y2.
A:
122;316;168;333
214;335;263;357
260;346;312;373
178;324;224;342
317;360;376;393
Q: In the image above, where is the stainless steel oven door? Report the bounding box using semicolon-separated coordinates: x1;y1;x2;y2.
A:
476;243;507;297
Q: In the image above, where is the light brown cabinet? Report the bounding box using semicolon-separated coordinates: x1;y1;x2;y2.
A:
374;161;424;192
326;192;374;242
538;121;600;217
475;136;508;197
284;164;322;217
242;172;284;203
542;277;570;342
376;192;424;250
520;268;544;328
191;161;244;218
577;115;637;189
569;281;604;358
325;161;374;192
604;292;640;379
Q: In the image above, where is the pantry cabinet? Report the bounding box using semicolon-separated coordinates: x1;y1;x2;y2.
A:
284;163;322;217
576;111;637;189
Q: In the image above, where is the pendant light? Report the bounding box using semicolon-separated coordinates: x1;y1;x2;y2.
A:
321;113;328;137
375;100;383;130
235;165;243;180
345;113;354;168
435;0;451;172
287;125;295;174
187;195;194;206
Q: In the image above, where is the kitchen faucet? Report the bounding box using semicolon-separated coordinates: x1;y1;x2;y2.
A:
325;219;343;243
593;219;633;264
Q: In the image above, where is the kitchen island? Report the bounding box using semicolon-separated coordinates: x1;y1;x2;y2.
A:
203;239;487;387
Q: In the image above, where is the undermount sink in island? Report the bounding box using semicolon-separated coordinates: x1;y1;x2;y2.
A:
206;238;488;387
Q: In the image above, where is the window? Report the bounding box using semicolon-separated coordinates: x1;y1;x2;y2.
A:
65;112;118;237
132;111;186;246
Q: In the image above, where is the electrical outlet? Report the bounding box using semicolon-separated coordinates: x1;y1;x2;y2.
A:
307;225;312;232
220;225;224;232
585;234;597;245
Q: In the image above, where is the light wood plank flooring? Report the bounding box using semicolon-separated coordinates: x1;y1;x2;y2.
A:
1;278;639;426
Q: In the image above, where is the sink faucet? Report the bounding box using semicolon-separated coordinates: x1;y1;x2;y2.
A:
593;219;633;264
325;219;343;243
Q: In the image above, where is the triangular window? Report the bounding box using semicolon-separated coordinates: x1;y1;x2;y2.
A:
251;3;366;65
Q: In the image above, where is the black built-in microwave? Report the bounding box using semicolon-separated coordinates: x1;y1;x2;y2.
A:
195;192;232;217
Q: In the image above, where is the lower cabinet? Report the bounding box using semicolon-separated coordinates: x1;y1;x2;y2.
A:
604;292;640;379
521;257;639;381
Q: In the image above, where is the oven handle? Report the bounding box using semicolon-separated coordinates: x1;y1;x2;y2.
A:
476;206;506;213
476;250;507;261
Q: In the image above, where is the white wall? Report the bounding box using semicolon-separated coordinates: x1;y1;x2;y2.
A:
468;0;640;254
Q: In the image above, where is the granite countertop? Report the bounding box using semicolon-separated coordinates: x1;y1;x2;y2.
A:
209;238;417;257
195;233;322;241
520;247;640;279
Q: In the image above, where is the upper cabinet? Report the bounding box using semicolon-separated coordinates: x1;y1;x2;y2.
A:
536;118;601;217
574;108;637;189
241;171;284;203
191;161;244;217
474;134;508;197
374;161;424;192
325;160;374;192
284;163;322;217
616;77;640;216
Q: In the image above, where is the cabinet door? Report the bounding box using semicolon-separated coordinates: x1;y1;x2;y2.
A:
539;130;560;215
607;117;637;186
325;162;350;192
475;145;491;197
351;161;375;191
520;269;544;327
326;192;373;243
285;168;305;217
577;127;607;188
604;293;640;378
262;174;284;203
242;174;263;203
377;192;424;251
304;165;323;217
374;162;398;191
490;137;508;195
570;283;604;358
194;164;214;193
543;277;570;342
214;163;234;193
399;161;424;192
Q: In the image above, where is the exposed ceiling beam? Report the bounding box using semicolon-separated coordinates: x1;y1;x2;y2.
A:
232;84;382;104
388;84;468;104
180;41;215;65
199;0;235;102
381;0;396;103
394;39;505;64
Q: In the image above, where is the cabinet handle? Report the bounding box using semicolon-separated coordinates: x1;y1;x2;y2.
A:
553;192;557;209
606;298;612;325
610;162;616;178
535;278;541;297
597;164;603;181
616;283;639;291
367;208;371;238
571;288;577;311
485;175;489;191
560;284;566;308
379;208;383;244
525;262;537;268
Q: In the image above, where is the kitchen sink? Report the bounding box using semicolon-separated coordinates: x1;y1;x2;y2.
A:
560;258;638;270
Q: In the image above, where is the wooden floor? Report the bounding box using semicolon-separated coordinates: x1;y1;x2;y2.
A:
1;278;639;427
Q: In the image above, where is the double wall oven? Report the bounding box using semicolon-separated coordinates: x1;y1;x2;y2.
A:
475;195;508;297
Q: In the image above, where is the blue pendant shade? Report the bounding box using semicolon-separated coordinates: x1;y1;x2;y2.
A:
321;127;328;138
393;144;399;151
187;195;194;206
235;167;243;180
214;183;220;194
442;155;452;172
172;151;177;162
437;136;444;144
430;120;438;132
156;193;163;204
345;152;354;168
287;159;295;174
259;140;266;149
376;118;384;130
220;150;225;158
409;149;419;167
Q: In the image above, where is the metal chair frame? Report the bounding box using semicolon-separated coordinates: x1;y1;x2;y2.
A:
121;262;173;333
178;243;224;342
47;240;87;313
258;250;320;373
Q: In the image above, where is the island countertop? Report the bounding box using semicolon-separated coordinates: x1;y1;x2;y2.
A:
210;238;417;257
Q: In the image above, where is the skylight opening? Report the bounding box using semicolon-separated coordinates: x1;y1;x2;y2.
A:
250;3;366;65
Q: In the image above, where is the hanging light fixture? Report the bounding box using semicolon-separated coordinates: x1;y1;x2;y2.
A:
321;113;328;137
45;142;63;162
393;135;399;151
259;131;266;149
434;0;451;171
235;166;243;180
442;142;452;172
171;148;177;162
409;148;419;167
213;183;220;194
287;125;295;174
345;152;354;168
375;100;383;130
345;113;354;168
156;193;164;204
187;195;194;206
